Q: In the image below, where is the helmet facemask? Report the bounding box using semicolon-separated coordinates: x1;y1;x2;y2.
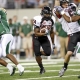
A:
40;6;52;19
60;0;69;7
68;3;77;16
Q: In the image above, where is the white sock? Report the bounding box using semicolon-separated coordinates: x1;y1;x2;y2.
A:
17;64;24;72
17;64;22;69
16;54;20;59
6;64;12;71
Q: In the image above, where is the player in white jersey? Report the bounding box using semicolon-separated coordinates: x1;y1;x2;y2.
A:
53;0;80;77
33;6;55;74
33;15;55;50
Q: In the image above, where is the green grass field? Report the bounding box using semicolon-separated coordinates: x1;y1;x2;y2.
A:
0;58;80;80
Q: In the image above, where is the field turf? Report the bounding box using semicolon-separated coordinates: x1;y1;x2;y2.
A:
0;58;80;80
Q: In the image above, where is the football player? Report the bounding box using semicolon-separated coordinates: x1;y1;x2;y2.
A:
33;6;55;74
0;8;24;76
53;0;80;78
56;3;80;22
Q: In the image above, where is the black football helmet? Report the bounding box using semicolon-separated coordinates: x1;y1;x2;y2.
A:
68;3;77;16
69;3;77;11
40;6;52;17
60;0;69;6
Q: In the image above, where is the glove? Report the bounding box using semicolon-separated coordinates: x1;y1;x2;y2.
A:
56;6;63;12
53;6;62;18
56;6;65;15
53;7;57;17
53;44;55;49
45;28;49;35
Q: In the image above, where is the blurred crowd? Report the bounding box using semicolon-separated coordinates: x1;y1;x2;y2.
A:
8;15;34;60
0;0;79;9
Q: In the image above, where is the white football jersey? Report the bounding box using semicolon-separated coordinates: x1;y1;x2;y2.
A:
33;15;42;28
33;15;55;32
33;15;55;52
58;8;80;35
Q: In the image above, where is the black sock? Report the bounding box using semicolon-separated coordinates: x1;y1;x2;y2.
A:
39;64;44;69
64;63;68;69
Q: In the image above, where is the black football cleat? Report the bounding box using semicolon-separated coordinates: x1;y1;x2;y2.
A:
40;68;45;74
78;75;80;78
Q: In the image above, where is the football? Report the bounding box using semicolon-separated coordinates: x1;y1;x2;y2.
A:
40;28;46;33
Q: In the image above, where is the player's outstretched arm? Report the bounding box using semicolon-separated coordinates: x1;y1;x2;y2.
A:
54;6;80;22
62;14;80;22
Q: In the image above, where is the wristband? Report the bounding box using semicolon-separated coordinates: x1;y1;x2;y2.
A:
53;44;55;49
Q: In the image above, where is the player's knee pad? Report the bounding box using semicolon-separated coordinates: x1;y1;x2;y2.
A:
1;54;6;57
2;52;7;57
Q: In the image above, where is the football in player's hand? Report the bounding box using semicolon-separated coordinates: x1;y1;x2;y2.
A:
40;28;46;33
56;6;63;13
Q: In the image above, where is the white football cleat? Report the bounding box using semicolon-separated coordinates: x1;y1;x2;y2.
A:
19;66;24;76
10;67;16;76
17;64;24;76
59;67;66;77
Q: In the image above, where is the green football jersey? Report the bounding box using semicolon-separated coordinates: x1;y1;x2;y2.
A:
9;23;16;36
13;22;21;31
21;23;32;36
0;8;10;35
13;22;21;36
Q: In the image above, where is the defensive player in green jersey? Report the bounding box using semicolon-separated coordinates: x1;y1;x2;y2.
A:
0;8;24;76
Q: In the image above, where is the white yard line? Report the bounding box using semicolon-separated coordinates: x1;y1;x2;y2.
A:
0;69;80;74
0;63;80;69
9;63;80;66
15;75;78;80
0;62;79;80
